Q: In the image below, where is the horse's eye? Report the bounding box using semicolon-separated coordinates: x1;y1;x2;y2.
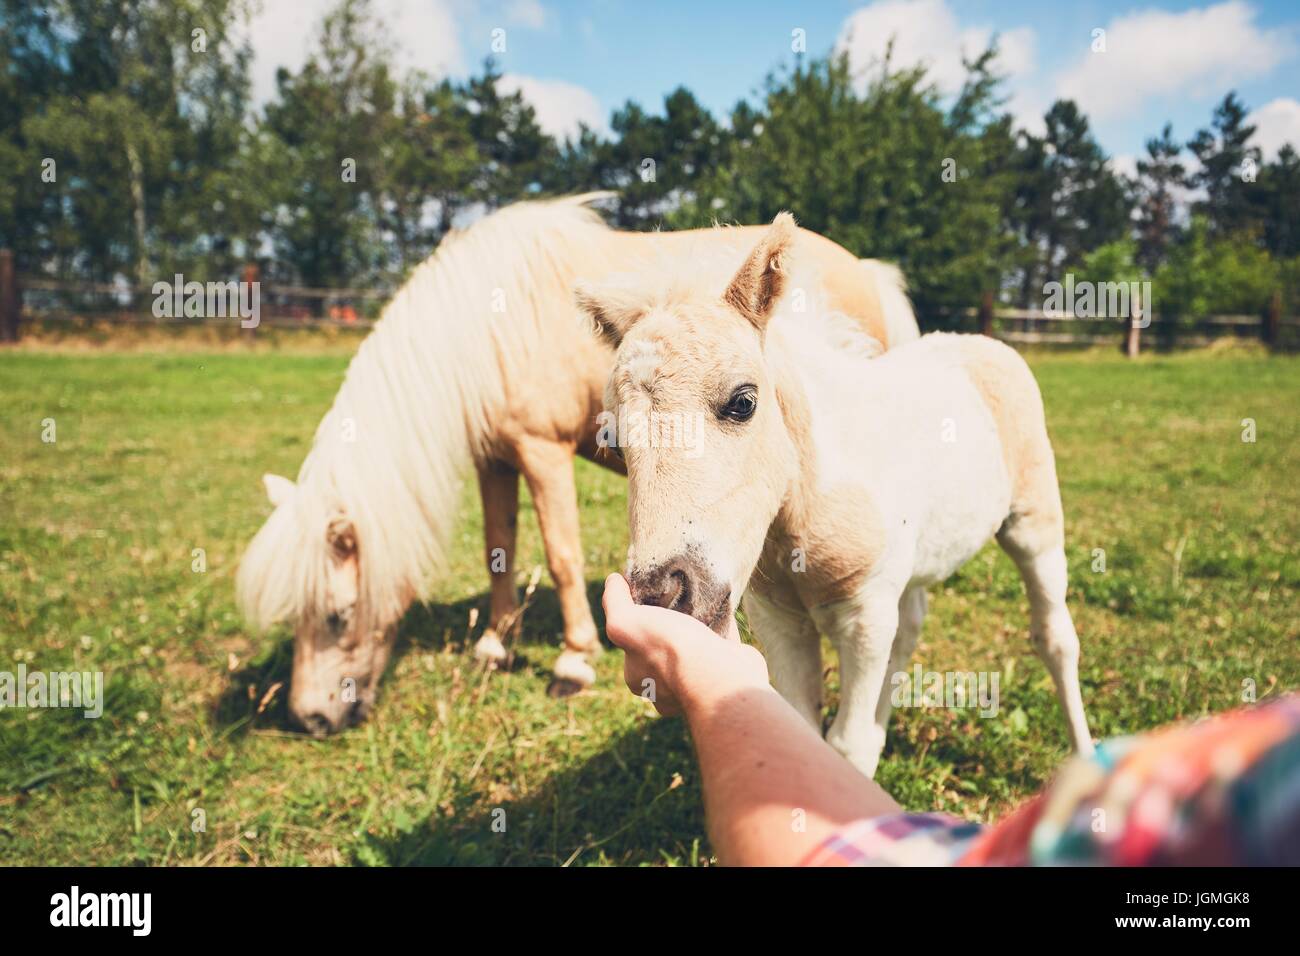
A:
720;385;758;423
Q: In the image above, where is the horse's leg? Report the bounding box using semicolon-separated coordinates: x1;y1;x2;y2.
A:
515;437;601;696
870;585;927;752
743;590;822;730
997;518;1094;756
473;461;520;665
812;582;901;779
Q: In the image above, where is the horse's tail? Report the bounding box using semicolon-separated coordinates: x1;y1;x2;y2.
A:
860;259;920;346
237;193;614;635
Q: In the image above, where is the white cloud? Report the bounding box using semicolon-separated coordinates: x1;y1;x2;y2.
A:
497;74;606;142
243;0;463;105
505;0;547;30
1006;87;1048;137
1056;1;1293;121
836;0;1036;94
1249;97;1300;159
1110;153;1139;181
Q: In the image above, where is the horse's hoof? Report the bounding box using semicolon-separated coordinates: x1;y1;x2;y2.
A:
473;630;508;666
547;678;585;698
552;650;597;688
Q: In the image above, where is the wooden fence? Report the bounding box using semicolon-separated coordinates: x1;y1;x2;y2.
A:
5;263;389;335
1;259;1296;354
927;294;1298;354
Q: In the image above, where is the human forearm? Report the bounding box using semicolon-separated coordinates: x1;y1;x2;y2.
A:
601;573;900;866
683;684;900;866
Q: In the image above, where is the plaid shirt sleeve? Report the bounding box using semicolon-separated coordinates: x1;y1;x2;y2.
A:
802;694;1300;867
800;812;986;866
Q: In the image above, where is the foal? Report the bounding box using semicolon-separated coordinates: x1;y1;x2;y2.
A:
579;213;1093;777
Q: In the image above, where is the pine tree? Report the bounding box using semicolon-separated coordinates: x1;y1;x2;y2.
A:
1255;144;1300;258
1012;100;1128;305
1134;124;1187;272
1188;92;1263;239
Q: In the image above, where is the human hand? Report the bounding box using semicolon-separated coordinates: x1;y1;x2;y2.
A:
601;572;771;717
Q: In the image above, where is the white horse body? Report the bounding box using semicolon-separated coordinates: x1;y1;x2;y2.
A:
762;326;1093;775
789;332;1013;589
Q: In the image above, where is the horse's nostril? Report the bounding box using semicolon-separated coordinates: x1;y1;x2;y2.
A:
633;566;691;612
300;713;333;738
667;569;689;611
631;559;727;631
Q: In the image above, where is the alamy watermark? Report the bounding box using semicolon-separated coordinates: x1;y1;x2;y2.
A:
50;886;150;936
151;274;260;328
596;406;706;458
1043;274;1152;328
890;664;1000;718
0;665;103;718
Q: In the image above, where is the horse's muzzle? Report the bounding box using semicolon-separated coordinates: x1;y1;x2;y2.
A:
627;555;732;635
292;697;370;737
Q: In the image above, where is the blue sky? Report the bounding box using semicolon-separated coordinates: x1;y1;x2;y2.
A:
248;0;1300;170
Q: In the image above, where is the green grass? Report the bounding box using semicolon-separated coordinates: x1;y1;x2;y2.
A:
1;343;1297;865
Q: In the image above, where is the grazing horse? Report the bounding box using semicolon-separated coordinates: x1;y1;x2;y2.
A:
580;212;1093;776
237;194;918;736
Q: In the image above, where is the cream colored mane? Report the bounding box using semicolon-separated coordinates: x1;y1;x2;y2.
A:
237;194;613;636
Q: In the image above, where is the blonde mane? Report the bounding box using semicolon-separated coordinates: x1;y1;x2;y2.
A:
237;194;613;635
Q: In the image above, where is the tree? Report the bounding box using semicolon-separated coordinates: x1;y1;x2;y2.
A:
667;49;1021;313
258;0;399;286
1254;144;1300;259
463;63;557;208
1010;100;1129;306
4;0;255;283
1155;216;1278;318
0;1;66;271
379;74;481;273
546;87;729;230
1134;123;1187;273
1188;92;1262;239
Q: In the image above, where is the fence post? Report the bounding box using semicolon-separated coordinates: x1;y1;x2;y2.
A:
978;290;994;337
1124;285;1143;358
0;249;19;343
1264;289;1281;349
242;262;259;341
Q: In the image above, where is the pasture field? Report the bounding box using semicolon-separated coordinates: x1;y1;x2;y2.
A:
1;342;1297;865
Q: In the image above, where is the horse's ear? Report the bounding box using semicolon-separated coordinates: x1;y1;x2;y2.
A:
263;473;295;507
725;211;796;331
575;281;641;348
